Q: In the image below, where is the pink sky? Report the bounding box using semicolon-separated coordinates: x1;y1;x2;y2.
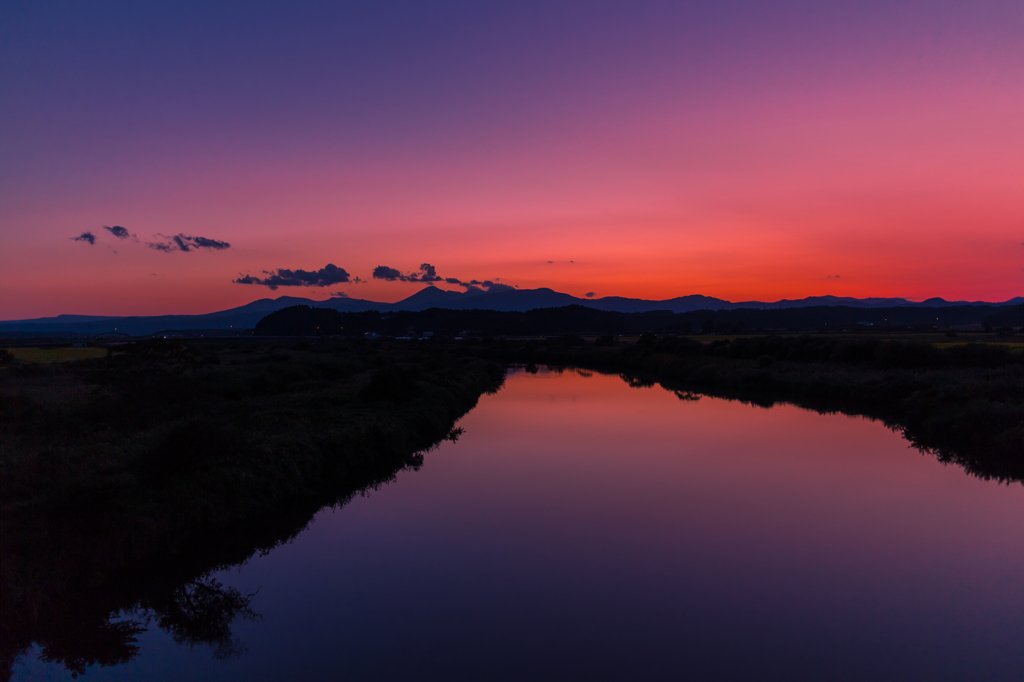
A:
1;2;1022;318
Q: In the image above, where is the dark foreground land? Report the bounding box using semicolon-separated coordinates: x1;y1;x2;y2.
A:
1;333;1022;678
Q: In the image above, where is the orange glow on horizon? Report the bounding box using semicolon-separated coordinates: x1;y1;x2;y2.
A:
2;4;1022;319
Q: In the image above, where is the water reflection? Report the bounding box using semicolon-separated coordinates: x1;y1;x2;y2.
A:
2;443;429;680
29;578;258;678
8;368;1024;680
148;577;260;661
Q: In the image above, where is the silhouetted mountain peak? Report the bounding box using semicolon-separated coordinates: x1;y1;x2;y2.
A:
395;286;475;307
2;286;1022;335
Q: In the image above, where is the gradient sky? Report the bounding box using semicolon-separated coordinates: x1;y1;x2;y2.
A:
2;0;1023;318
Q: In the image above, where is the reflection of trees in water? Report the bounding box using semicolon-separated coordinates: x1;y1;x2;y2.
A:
34;620;144;679
623;374;654;389
33;578;260;677
1;444;429;680
151;577;261;661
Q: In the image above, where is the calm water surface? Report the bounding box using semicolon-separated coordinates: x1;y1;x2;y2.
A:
18;369;1024;680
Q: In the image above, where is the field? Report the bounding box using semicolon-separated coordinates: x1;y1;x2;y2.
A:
2;346;107;363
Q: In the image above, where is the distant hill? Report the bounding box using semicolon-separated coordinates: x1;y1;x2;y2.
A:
256;304;1024;338
1;286;1021;336
983;303;1024;330
254;305;345;336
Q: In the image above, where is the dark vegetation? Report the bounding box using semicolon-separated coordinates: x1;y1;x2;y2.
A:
984;302;1024;332
0;339;504;679
255;302;1023;338
253;304;345;336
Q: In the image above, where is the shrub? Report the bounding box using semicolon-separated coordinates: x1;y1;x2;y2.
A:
558;334;586;347
358;366;421;402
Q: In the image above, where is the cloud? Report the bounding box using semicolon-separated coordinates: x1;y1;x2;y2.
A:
330;291;350;298
234;263;351;290
827;274;842;279
467;280;515;293
189;235;231;249
72;231;96;245
372;265;404;281
372;263;443;283
148;233;231;252
585;292;595;298
104;225;136;240
373;263;515;292
417;263;442;282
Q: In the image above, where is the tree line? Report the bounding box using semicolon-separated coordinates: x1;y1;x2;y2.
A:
254;303;1023;337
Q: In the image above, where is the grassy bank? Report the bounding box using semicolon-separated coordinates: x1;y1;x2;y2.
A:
0;346;107;363
1;338;504;515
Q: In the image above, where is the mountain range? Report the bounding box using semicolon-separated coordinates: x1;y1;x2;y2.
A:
2;287;1021;337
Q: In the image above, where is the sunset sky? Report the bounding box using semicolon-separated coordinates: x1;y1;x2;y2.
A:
2;0;1023;318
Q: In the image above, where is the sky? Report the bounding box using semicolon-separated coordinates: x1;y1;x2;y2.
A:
1;0;1023;318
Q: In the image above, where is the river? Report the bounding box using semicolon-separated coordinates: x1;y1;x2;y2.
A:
15;368;1024;680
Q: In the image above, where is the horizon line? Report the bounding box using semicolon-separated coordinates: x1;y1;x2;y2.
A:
3;286;1022;323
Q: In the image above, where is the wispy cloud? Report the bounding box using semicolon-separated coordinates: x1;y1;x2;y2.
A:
71;231;96;245
104;225;137;240
148;234;231;252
